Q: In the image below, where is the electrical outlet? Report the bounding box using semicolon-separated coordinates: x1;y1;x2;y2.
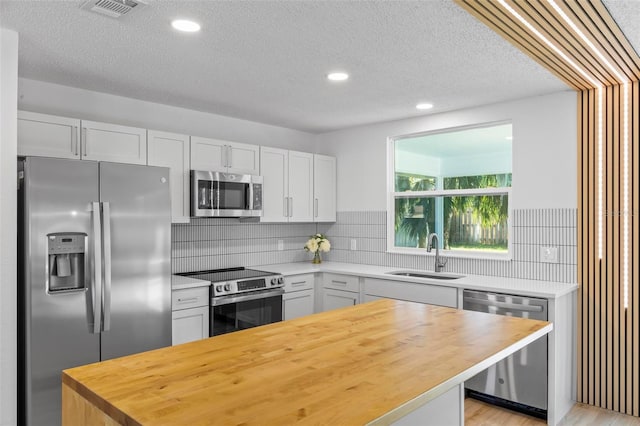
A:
540;246;558;263
277;240;284;251
350;239;357;251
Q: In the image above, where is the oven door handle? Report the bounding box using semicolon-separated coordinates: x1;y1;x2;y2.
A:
211;288;285;306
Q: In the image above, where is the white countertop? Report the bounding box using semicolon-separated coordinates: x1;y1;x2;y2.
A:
171;274;210;290
256;261;578;299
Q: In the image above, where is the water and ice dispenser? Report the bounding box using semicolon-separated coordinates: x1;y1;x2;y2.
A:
47;232;87;293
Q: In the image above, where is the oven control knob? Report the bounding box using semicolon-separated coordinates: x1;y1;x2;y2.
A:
216;285;223;293
277;277;284;285
270;277;277;286
224;284;231;292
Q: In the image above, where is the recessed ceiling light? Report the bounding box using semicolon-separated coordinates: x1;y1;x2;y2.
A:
171;19;201;33
415;103;434;110
327;72;349;82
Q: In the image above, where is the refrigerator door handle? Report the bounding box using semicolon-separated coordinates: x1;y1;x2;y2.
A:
102;202;112;332
91;201;103;334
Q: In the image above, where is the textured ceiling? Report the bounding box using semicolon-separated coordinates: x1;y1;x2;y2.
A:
603;0;640;67
0;1;575;133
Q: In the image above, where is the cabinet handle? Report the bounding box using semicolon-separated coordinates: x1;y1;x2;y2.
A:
177;297;198;303
72;126;79;156
82;128;87;157
332;280;347;286
314;198;319;218
284;197;288;218
291;281;306;286
227;146;232;167
288;197;293;217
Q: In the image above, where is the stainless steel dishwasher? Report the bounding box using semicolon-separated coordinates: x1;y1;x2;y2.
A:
463;289;548;420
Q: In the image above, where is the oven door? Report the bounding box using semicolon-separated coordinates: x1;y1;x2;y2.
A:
210;289;284;336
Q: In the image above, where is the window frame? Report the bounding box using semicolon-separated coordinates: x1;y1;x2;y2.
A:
386;124;513;261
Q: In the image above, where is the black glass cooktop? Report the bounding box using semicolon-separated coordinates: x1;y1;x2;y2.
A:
179;267;277;284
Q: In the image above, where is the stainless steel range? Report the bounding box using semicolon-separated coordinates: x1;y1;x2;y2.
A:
179;268;284;336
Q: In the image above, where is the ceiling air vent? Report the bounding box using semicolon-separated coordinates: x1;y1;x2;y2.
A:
80;0;148;19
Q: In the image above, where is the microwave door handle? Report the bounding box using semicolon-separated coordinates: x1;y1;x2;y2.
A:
90;202;102;334
247;181;253;210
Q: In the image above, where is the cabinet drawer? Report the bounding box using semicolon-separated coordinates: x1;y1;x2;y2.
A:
172;286;209;311
284;274;314;292
323;273;359;293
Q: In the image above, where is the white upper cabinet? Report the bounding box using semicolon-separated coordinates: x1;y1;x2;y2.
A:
313;154;337;222
18;112;147;165
18;111;81;159
260;147;289;222
147;130;190;223
288;151;314;222
260;148;313;223
81;120;147;165
190;136;259;175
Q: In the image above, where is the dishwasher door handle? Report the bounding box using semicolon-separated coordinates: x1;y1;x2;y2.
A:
463;297;544;313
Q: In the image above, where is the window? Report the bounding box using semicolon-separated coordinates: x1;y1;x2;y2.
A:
388;122;512;257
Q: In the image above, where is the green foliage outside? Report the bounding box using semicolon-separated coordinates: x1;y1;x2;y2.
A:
394;173;511;251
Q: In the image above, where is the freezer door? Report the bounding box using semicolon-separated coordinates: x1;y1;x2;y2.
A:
99;162;172;360
21;157;100;426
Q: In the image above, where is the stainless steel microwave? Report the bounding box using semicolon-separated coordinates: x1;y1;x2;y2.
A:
191;170;262;218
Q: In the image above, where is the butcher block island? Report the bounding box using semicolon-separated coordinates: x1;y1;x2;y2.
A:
62;299;552;426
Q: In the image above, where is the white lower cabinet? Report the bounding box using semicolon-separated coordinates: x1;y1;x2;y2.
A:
323;289;359;311
321;273;361;311
364;278;458;308
171;286;210;345
282;274;315;320
283;290;315;320
172;307;209;346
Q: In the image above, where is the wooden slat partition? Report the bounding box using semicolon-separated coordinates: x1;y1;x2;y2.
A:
455;0;640;417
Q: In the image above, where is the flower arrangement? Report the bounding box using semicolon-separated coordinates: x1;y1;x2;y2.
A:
304;233;331;264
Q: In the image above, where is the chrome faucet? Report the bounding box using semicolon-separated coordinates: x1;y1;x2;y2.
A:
426;233;447;272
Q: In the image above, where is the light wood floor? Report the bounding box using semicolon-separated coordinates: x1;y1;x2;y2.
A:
465;398;640;425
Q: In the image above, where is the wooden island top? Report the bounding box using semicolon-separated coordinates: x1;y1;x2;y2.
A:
62;299;552;425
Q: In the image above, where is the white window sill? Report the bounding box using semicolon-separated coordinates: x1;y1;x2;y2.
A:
387;247;513;261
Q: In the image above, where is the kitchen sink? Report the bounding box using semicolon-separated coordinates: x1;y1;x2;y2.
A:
386;271;464;280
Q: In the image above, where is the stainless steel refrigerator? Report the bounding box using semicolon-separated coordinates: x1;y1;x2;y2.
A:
18;156;172;426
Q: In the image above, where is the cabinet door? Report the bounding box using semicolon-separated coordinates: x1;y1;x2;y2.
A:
322;289;359;312
81;120;147;164
288;150;314;222
171;306;209;345
148;130;190;223
259;146;289;222
227;141;259;175
189;136;227;172
283;289;315;320
313;154;336;222
17;111;80;159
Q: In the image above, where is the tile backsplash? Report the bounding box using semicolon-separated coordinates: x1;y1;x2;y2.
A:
172;219;317;273
172;208;577;283
317;209;577;283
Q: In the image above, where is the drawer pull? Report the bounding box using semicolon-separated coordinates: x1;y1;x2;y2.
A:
332;280;348;285
177;297;198;303
291;281;307;286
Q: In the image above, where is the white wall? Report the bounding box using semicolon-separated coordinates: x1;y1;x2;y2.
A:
314;90;577;211
18;78;315;152
0;27;19;426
